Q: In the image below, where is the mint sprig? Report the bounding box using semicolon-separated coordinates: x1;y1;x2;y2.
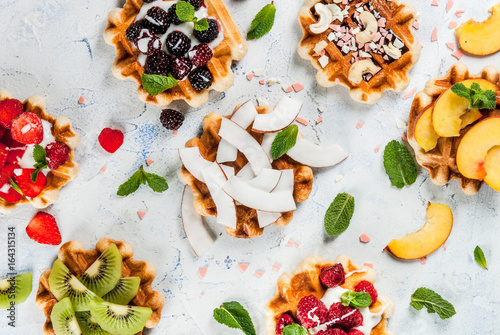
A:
175;1;209;31
31;144;48;182
10;178;23;195
383;140;417;188
474;246;488;270
117;165;168;196
141;73;179;96
451;82;496;110
247;2;276;40
213;301;256;335
271;125;298;160
410;287;456;320
341;290;372;308
282;324;308;335
324;193;355;236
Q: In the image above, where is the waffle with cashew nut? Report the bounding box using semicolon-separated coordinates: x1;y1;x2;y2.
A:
297;0;420;104
0;90;80;214
266;255;395;335
35;238;165;335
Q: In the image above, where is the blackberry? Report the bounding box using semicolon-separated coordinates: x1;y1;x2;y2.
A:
166;3;184;25
143;6;170;35
134;29;154;53
193;19;219;43
188;43;213;67
125;20;145;42
144;50;171;76
171;57;192;80
146;35;162;55
188;66;213;91
166;31;191;56
160;109;184;130
188;0;204;10
142;0;156;2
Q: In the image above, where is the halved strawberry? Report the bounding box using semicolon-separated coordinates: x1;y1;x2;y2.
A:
2;129;25;148
0;186;23;203
0;99;23;129
0;164;22;203
6;148;26;165
10;112;43;145
0;125;5;140
0;164;19;187
13;168;46;197
26;212;61;245
0;144;7;169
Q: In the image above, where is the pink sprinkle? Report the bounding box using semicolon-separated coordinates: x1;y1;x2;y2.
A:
403;88;417;100
448;21;458;29
172;130;178;136
78;95;85;104
200;292;204;297
446;0;453;12
285;86;293;93
446;42;455;50
333;78;340;85
286;240;294;246
316;116;323;124
359;233;371;243
431;27;438;42
320;49;326;56
312;52;320;57
137;210;147;220
377;18;386;27
452;49;463;60
402;133;408;141
419;257;427;264
330;24;340;30
292;83;304;92
374;146;380;153
237;263;249;273
99;166;107;174
198;266;208;278
296;117;309;126
373;32;382;42
356;122;364;129
443;243;448;249
272;263;281;271
421;43;424;48
294;242;300;247
254;270;265;277
431;0;438;6
259;79;265;85
146;157;154;166
364;262;373;268
456;9;465;17
412;21;420;30
246;73;254;81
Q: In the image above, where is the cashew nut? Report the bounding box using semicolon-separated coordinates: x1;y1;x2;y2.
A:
383;43;402;59
355;11;378;43
310;3;333;34
348;59;379;85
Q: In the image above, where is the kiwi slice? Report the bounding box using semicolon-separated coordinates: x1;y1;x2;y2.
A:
49;259;100;311
102;277;141;305
51;297;82;335
76;311;111;335
0;272;32;308
89;300;152;335
79;243;122;297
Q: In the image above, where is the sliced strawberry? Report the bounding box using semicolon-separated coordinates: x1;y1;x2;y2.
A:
26;212;61;245
0;125;5;140
13;168;46;197
0;164;22;203
10;112;43;145
98;128;124;153
0;144;7;169
45;142;70;170
0;164;19;187
0;186;23;203
2;129;25;148
0;99;23;129
6;148;26;164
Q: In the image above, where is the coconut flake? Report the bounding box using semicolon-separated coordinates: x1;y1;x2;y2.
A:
247;168;282;192
252;96;303;133
236;163;255;181
257;211;281;228
286;137;348;168
179;147;213;182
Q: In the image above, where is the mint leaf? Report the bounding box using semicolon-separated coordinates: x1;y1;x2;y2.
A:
383;140;417;188
194;18;209;31
176;1;195;22
282;324;308;335
144;171;169;193
213;301;256;335
340;290;372;308
31;144;48;182
450;83;471;100
324;193;355;236
10;178;23;195
474;246;488;270
118;166;168;196
247;3;276;40
141;73;179;96
271;125;298;160
451;82;496;110
410;287;456;320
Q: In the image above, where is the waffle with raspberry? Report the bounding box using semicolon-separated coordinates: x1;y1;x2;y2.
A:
297;0;420;104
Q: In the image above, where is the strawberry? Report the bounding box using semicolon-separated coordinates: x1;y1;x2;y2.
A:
0;125;5;139
0;186;23;203
275;313;295;335
296;295;328;328
355;281;378;306
347;330;364;335
26;212;61;245
13;168;46;197
0;99;23;128
0;164;22;203
6;148;26;164
0;144;7;168
317;329;348;335
2;129;25;148
98;128;124;153
320;263;346;288
45;142;70;170
10;112;43;144
0;164;19;187
327;302;363;331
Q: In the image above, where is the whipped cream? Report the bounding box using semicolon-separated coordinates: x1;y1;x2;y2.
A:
18;120;55;173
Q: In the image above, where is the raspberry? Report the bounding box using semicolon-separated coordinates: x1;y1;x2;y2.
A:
188;66;213;91
166;31;191;56
347;330;364;335
327;302;363;331
144;50;171;76
0;99;23;129
160;109;184;130
171;57;192;80
355;281;378;306
296;295;328;328
98;128;124;154
275;313;295;335
189;43;213;67
14;168;47;198
317;329;348;335
194;19;219;43
126;20;146;42
320;263;345;288
143;6;170;35
10;112;43;145
45;142;70;170
0;144;7;169
167;3;184;25
189;0;204;10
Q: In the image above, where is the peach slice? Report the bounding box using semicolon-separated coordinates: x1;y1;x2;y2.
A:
455;3;500;55
414;105;439;152
385;203;453;260
456;117;500;190
432;79;498;137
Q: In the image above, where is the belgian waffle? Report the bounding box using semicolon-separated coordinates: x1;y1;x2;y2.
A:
35;238;165;335
266;255;394;335
180;105;314;238
297;0;420;104
407;63;500;195
104;0;247;107
0;90;80;214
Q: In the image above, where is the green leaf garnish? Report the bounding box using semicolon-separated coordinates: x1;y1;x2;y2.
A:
324;193;355;236
10;178;23;195
474;246;488;270
383;140;417;188
282;323;308;335
31;144;48;182
175;1;209;31
117;165;168;196
270;125;298;160
340;290;372;308
213;301;256;335
141;73;179;96
451;82;497;110
194;18;209;31
410;287;456;320
247;2;276;40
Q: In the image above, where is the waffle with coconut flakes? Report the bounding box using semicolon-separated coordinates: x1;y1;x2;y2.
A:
297;0;420;104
